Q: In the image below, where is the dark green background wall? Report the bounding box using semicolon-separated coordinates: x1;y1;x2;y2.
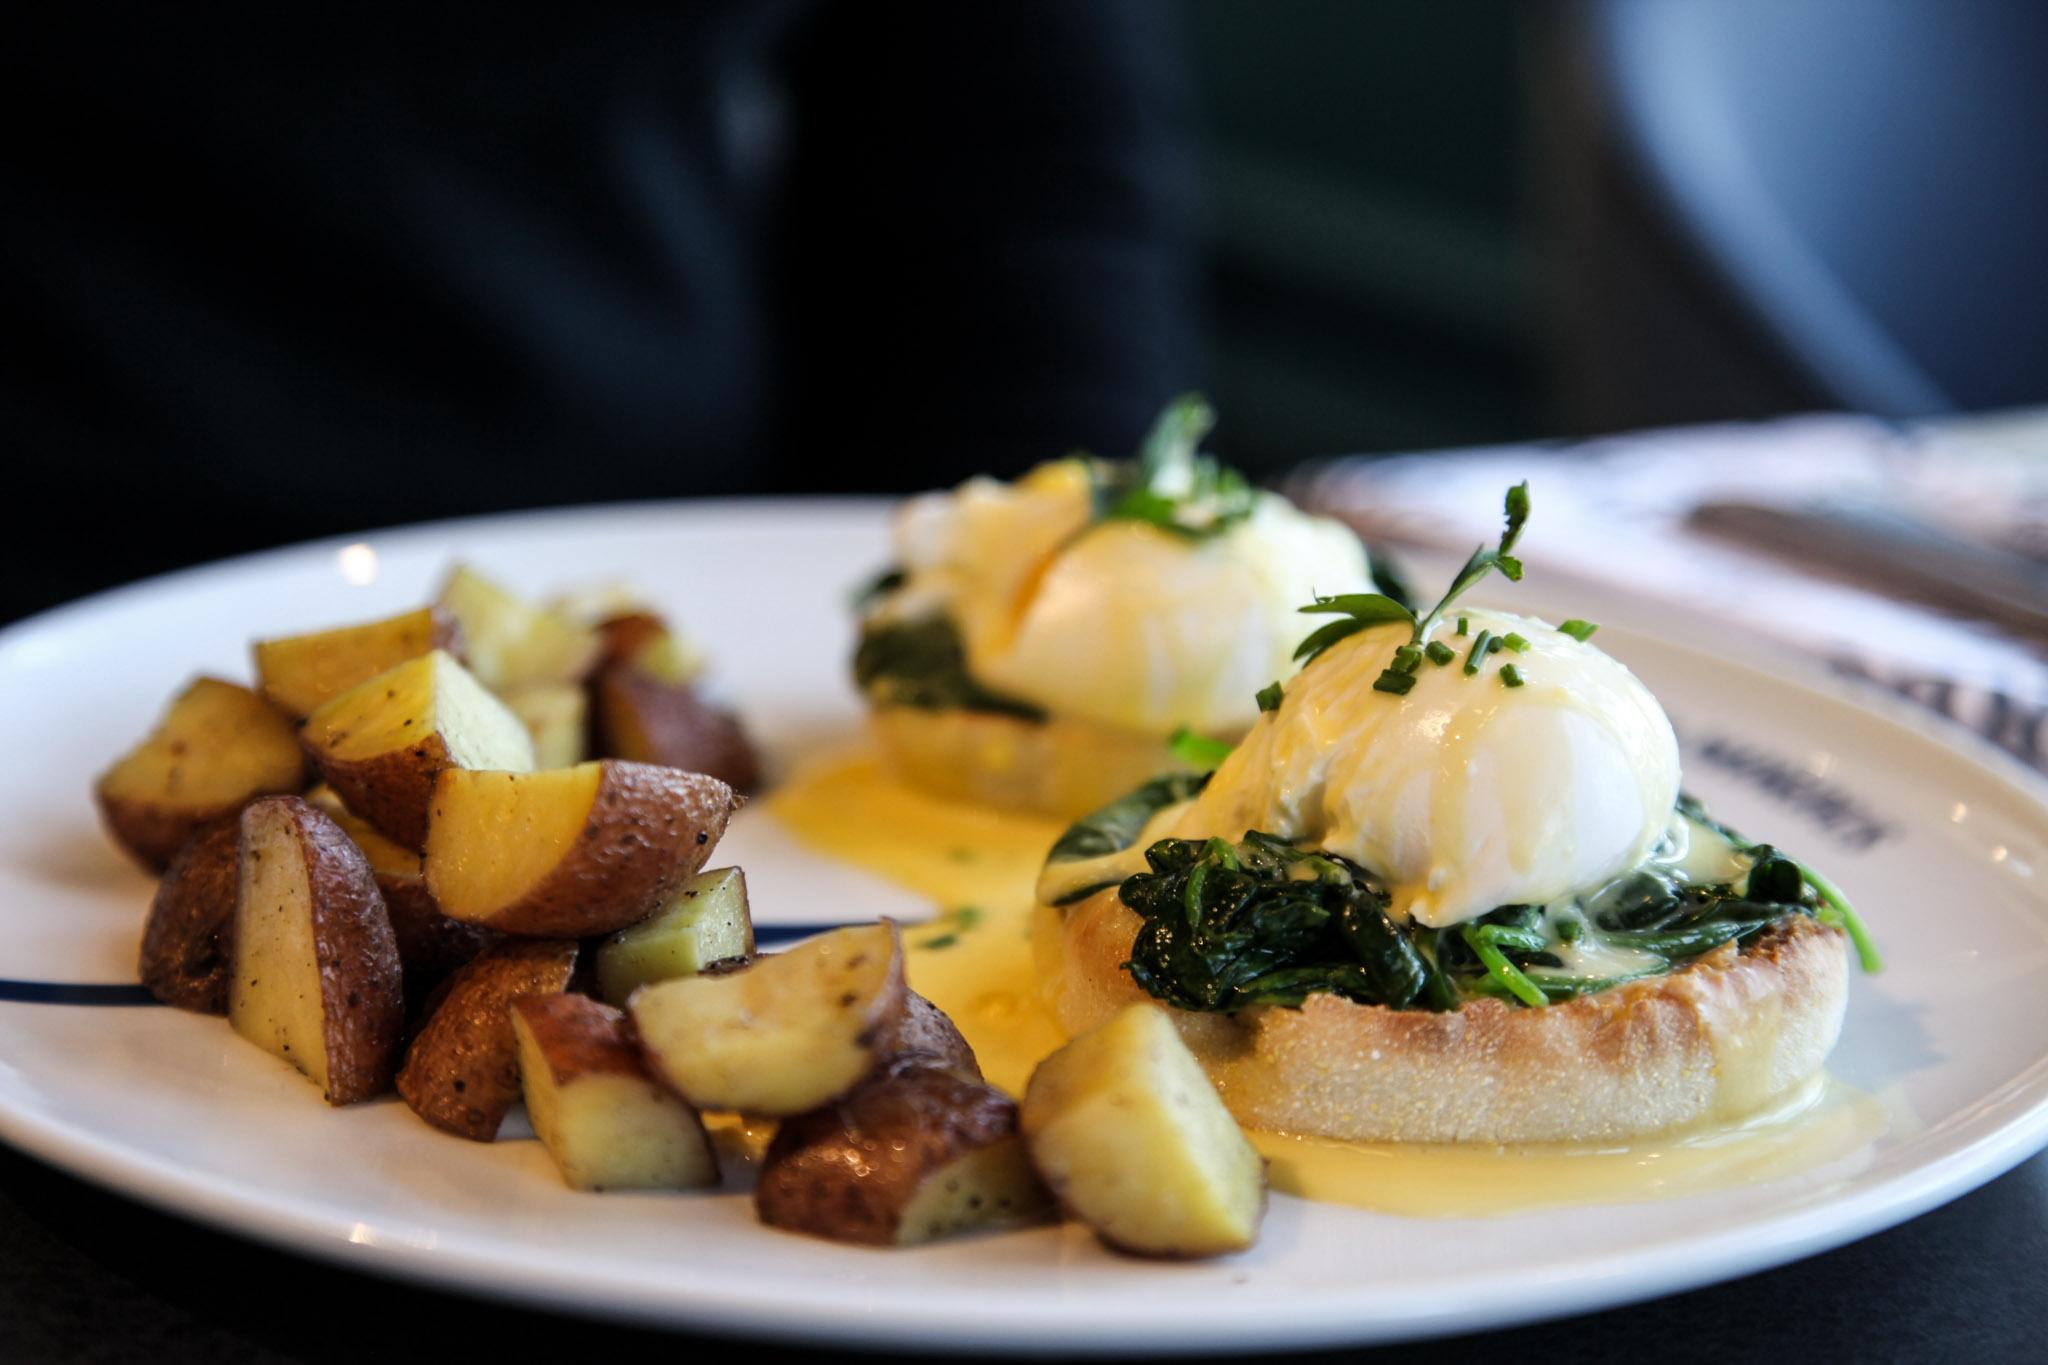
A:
1188;1;1540;469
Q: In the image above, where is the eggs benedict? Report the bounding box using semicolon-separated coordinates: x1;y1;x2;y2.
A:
1035;484;1879;1144
853;397;1374;817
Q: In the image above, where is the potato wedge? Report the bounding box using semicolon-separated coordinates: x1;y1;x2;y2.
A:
894;990;981;1077
396;938;578;1140
512;993;718;1190
254;606;461;719
305;785;496;978
437;565;601;692
228;797;404;1105
96;677;308;870
594;665;760;792
1020;1003;1265;1258
302;649;535;850
630;921;971;1115
757;1063;1051;1245
595;611;701;686
137;819;239;1012
502;682;589;769
425;760;736;937
593;866;754;1005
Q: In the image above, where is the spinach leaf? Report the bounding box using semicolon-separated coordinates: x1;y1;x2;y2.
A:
1119;834;1433;1012
1046;772;1212;867
1106;796;1871;1016
851;616;1046;719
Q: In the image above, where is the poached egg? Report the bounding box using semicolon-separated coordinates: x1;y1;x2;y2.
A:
877;459;1372;735
1180;609;1681;926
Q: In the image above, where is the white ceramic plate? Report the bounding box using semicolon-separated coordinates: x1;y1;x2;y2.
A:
1;501;2044;1355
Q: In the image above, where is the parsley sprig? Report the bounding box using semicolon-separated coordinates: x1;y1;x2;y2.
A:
1294;481;1531;673
1095;395;1256;539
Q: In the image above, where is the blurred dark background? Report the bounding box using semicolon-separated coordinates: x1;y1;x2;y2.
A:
5;0;2046;620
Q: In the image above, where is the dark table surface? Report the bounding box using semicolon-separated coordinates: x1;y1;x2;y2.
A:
0;1135;2041;1365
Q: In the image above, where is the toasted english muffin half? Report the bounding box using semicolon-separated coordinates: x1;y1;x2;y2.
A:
1038;887;1850;1145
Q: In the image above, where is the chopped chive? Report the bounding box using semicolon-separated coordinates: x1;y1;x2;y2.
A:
1463;630;1494;675
1168;726;1234;769
1487;635;1504;653
1559;619;1599;642
1503;632;1531;652
1456;616;1469;636
1424;640;1456;666
1373;669;1418;695
1254;681;1284;713
1392;644;1423;674
1500;663;1526;687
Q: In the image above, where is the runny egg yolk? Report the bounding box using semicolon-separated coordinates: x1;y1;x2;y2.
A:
1181;610;1682;926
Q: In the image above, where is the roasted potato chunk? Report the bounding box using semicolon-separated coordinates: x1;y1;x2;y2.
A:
305;786;496;978
253;606;460;719
594;866;754;1005
630;921;966;1115
502;682;588;769
228;797;404;1105
1021;1003;1265;1258
396;938;578;1140
593;611;701;684
512;993;718;1191
138;819;239;1012
437;565;601;692
302;649;535;850
757;1063;1050;1245
424;760;736;937
594;664;760;792
96;677;308;870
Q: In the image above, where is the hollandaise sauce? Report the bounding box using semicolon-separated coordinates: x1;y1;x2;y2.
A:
767;746;1886;1218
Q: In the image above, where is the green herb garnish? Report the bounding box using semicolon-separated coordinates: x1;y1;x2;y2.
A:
1169;726;1234;771
1463;630;1494;675
1503;632;1531;652
1500;663;1525;688
1255;681;1284;713
1558;619;1600;642
1373;669;1418;696
1094;395;1256;539
1294;482;1530;667
1424;640;1456;666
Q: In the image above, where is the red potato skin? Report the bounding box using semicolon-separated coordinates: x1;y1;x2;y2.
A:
512;993;652;1084
895;991;981;1079
432;761;740;938
593;613;671;672
238;797;406;1106
594;665;761;793
308;733;460;855
396;938;579;1139
102;792;273;875
755;1062;1026;1245
138;819;240;1012
379;877;498;981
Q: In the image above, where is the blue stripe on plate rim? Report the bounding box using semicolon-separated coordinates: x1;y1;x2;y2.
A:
0;921;865;1006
